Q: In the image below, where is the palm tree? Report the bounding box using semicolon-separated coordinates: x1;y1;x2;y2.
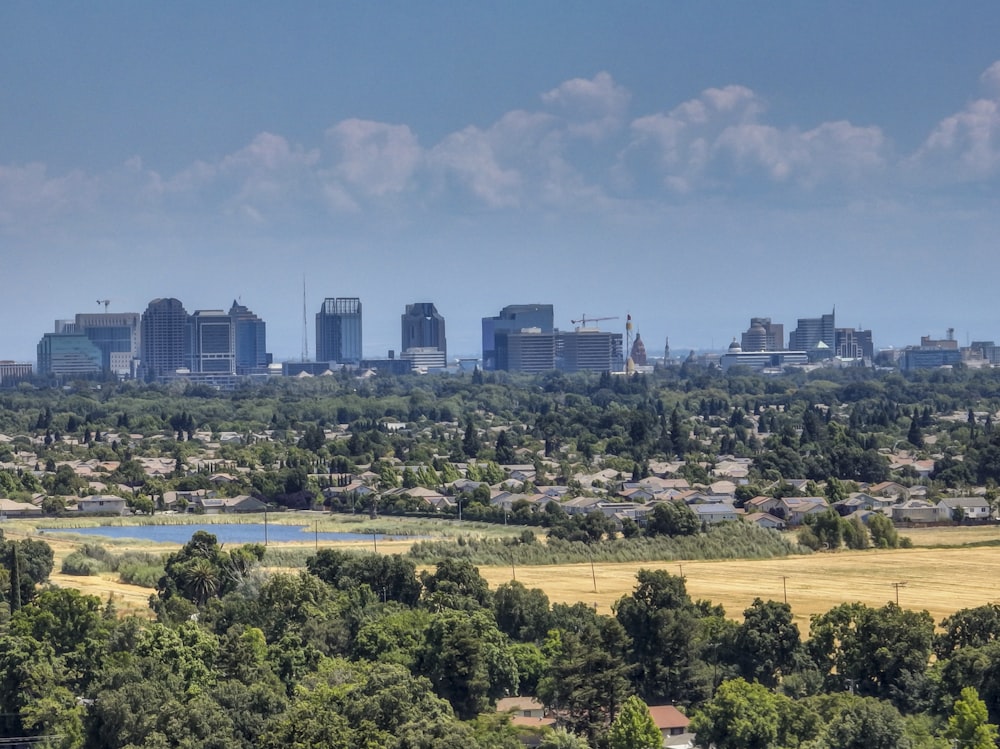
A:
182;558;219;606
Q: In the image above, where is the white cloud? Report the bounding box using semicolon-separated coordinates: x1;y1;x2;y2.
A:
0;163;98;232
910;62;1000;181
540;71;631;139
981;61;1000;97
429;123;525;208
326;119;421;196
625;85;886;191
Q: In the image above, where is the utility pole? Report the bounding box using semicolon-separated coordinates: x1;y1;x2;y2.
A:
780;575;789;604
891;581;907;605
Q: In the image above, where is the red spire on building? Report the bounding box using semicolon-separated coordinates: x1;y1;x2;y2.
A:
629;333;647;366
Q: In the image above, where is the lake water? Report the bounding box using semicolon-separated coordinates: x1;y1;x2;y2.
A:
39;523;392;546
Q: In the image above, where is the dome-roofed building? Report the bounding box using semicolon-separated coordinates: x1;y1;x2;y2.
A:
740;317;784;352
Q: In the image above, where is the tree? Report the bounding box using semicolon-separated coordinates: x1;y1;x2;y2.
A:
811;508;843;550
808;602;934;708
607;695;662;749
537;728;591;749
614;569;706;704
841;515;870;550
416;609;518;720
421;557;493;610
945;686;999;749
733;598;802;688
908;418;924;448
644;501;699;538
868;513;900;549
463;421;482;459
494;580;552;643
538;618;633;745
690;678;780;749
495;430;516;465
817;696;910;749
937;604;1000;658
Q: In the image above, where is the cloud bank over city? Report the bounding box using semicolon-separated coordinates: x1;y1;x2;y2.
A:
4;63;1000;233
2;4;1000;361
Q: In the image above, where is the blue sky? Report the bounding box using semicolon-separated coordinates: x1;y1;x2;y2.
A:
3;2;1000;361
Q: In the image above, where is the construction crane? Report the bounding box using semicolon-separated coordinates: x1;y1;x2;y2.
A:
571;314;619;328
96;299;111;313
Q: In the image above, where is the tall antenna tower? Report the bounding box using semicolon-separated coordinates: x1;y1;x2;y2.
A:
301;276;310;361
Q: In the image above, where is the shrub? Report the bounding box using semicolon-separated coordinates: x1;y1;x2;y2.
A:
118;563;163;588
61;551;103;576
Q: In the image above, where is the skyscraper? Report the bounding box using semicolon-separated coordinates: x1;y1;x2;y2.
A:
73;312;141;377
229;300;270;374
401;302;446;360
788;310;836;357
140;298;189;380
37;332;103;376
558;329;624;373
740;317;784;352
189;310;235;373
316;297;362;363
482;304;555;370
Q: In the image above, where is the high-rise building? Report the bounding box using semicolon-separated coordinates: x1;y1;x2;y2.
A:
140;298;189;380
0;361;33;385
482;304;554;370
401;302;446;361
835;328;874;360
37;332;103;376
558;329;624;373
316;298;362;364
73;312;141;377
188;310;235;374
496;328;557;373
400;347;447;371
229;300;270;374
788;310;836;358
740;317;784;352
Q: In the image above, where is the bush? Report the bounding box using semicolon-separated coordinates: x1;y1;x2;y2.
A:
80;543;116;567
118;563;163;588
61;551;104;576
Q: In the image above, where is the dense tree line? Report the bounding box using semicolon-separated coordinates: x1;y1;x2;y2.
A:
4;367;1000;520
0;528;994;747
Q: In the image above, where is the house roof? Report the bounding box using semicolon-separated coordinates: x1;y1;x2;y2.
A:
496;697;544;713
647;705;690;730
940;496;990;509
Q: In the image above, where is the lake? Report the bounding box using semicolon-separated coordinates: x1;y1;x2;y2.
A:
39;523;394;546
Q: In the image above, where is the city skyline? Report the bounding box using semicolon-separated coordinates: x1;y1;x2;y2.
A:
3;4;1000;360
21;293;987;369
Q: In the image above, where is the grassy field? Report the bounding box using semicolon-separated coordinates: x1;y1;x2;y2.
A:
478;546;1000;630
12;516;1000;627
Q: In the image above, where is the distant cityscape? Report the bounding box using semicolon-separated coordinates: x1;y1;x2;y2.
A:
1;296;995;387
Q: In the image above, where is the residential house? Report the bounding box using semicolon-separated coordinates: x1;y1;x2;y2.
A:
77;495;128;515
562;496;604;516
691;502;739;524
647;704;695;749
746;512;787;530
782;497;829;526
868;481;909;500
192;495;267;514
939;496;992;522
495;696;555;730
891;499;950;524
0;498;42;518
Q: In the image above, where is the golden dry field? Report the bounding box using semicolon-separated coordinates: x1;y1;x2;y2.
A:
14;517;1000;628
